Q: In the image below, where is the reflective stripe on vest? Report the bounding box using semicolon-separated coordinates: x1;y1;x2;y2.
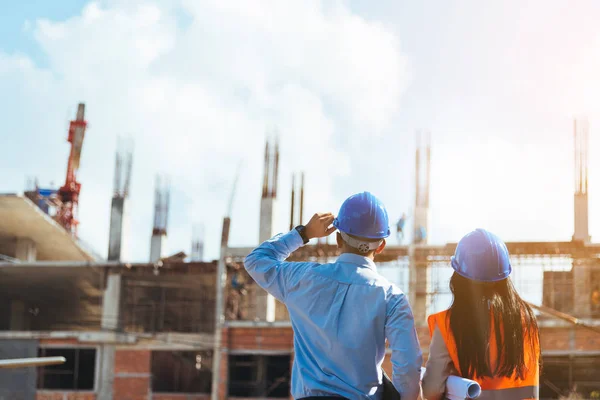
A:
478;385;538;400
427;310;539;398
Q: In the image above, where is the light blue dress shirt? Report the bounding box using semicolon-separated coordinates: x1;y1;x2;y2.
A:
244;229;423;399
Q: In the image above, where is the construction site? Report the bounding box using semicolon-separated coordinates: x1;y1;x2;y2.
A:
0;103;599;400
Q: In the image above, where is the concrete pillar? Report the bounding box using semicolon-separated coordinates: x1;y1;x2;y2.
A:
408;251;430;326
150;233;166;262
108;197;129;261
573;194;590;243
9;300;27;330
257;197;277;322
573;261;592;318
97;345;115;400
14;238;36;262
413;206;430;244
259;198;276;243
101;273;122;331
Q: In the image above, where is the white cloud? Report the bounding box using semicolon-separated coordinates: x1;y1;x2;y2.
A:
0;0;408;261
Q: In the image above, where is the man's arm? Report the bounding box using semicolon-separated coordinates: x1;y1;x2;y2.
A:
244;213;336;302
385;289;423;400
244;230;305;302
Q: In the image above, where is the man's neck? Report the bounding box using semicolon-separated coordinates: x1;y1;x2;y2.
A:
340;249;375;260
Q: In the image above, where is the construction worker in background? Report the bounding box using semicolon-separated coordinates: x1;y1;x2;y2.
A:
414;225;427;244
226;263;247;320
245;192;422;400
422;229;541;400
396;213;407;243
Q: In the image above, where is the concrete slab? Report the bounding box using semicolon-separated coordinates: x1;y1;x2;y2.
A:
0;195;96;261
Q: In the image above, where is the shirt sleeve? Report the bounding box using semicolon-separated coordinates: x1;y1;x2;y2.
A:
422;326;456;400
243;229;307;302
385;289;423;400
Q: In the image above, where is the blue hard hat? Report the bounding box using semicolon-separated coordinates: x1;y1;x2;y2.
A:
451;229;512;282
333;192;390;239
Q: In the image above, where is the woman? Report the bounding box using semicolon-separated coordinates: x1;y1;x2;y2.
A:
422;229;540;400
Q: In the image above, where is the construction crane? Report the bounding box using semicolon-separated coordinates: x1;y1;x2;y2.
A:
55;103;88;236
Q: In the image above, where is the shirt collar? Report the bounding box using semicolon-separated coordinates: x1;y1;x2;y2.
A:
337;253;378;272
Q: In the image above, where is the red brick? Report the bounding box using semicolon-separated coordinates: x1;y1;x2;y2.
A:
152;395;210;400
540;327;572;350
66;393;96;400
36;393;65;400
36;393;96;400
575;327;600;350
218;353;228;400
114;377;150;400
115;350;151;374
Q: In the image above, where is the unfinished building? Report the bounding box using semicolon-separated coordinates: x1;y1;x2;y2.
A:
1;112;600;399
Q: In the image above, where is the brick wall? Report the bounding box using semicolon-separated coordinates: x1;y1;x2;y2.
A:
223;327;294;351
36;393;96;400
540;327;572;350
114;349;151;400
152;395;210;400
218;351;228;400
37;323;600;400
219;326;294;400
38;339;81;346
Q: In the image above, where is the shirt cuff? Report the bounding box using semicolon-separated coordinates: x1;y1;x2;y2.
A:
282;228;305;252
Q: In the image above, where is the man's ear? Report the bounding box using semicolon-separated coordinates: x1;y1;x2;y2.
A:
375;239;386;255
336;232;343;249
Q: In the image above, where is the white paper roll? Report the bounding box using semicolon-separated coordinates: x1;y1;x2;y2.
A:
446;375;481;399
420;367;481;399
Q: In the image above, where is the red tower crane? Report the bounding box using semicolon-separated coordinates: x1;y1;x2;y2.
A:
55;103;87;236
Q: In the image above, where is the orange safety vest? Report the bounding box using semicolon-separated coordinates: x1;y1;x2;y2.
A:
428;310;540;400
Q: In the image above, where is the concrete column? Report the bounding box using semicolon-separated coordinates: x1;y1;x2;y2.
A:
257;197;277;322
101;273;122;331
573;261;592;318
409;246;430;326
108;197;129;261
150;234;166;262
259;198;276;243
573;194;590;243
15;238;36;262
9;300;27;330
97;345;115;400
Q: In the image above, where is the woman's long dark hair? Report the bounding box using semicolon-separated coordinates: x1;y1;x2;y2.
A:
448;272;540;380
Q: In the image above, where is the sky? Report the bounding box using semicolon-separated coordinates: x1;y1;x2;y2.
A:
1;0;600;262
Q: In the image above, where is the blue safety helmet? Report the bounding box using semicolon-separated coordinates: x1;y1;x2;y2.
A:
451;229;512;282
333;192;390;239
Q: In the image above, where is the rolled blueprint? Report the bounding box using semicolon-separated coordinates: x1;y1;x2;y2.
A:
445;375;481;399
420;367;481;399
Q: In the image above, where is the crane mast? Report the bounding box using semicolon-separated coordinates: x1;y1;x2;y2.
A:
56;103;87;236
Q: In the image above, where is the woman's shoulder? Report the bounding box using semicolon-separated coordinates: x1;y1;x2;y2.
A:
427;309;451;335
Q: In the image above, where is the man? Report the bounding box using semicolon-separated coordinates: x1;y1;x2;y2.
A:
245;192;423;399
226;263;247;320
396;213;407;243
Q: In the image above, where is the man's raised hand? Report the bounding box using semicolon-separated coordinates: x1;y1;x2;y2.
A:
305;213;337;240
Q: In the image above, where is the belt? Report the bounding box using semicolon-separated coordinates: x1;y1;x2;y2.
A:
298;397;349;400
